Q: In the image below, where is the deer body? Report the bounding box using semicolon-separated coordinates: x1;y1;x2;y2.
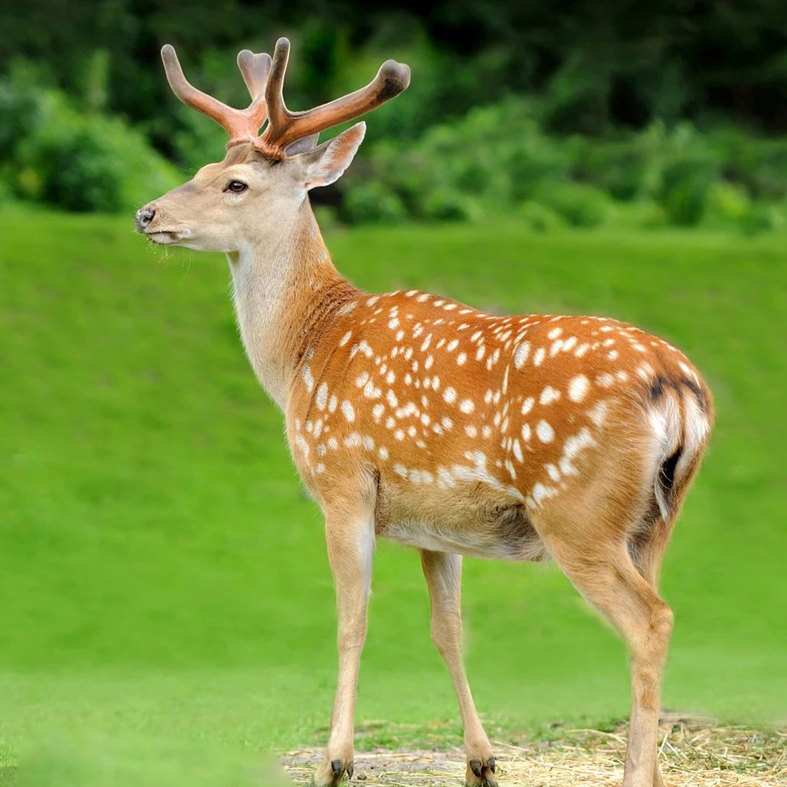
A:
287;282;710;561
137;38;713;787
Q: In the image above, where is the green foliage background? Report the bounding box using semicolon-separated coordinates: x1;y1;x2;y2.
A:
3;1;787;228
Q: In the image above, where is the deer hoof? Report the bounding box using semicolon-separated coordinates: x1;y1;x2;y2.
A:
466;755;498;787
313;756;354;786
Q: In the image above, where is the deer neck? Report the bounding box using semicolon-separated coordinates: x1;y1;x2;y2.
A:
226;200;357;411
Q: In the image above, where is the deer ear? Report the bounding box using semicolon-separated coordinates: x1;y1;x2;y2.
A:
285;132;319;156
299;122;366;190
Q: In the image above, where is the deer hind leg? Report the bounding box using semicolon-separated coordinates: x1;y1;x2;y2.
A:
421;550;497;787
314;495;376;787
541;531;673;787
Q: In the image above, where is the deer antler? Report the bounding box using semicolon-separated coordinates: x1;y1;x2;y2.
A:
161;44;271;147
255;37;411;159
161;38;410;157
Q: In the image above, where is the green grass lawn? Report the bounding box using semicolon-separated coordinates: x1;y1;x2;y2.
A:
1;206;785;784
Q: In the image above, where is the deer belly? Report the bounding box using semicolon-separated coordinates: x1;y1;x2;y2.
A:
376;487;549;562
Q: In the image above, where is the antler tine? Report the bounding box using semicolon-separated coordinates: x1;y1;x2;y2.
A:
263;37;292;137
257;37;411;158
161;44;269;146
237;49;272;103
161;45;238;134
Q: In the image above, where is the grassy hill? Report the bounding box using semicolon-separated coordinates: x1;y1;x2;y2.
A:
0;206;784;784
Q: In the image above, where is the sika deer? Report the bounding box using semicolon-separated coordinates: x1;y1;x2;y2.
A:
136;37;714;787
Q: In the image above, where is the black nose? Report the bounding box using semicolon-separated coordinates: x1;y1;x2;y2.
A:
135;206;156;232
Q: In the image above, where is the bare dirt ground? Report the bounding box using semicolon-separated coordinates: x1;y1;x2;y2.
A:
282;718;786;787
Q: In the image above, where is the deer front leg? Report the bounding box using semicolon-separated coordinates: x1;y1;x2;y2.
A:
314;499;375;787
421;550;497;787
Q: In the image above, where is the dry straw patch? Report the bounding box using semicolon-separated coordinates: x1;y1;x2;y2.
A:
283;717;786;786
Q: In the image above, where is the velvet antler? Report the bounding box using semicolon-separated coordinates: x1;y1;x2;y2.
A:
161;38;410;157
161;44;271;146
256;37;410;158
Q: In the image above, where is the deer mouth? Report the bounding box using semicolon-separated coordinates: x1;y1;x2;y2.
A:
145;229;190;245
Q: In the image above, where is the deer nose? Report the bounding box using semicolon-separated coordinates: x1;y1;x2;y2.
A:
135;206;156;232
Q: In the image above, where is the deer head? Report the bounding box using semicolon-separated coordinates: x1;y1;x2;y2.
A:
135;38;410;252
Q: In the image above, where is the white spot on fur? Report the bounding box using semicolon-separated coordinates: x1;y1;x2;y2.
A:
568;375;589;402
295;434;310;457
513;439;524;463
596;372;615;388
459;399;475;414
514;341;530;369
316;383;328;410
536;420;555;443
539;386;561;405
341;400;355;422
587;400;608;426
559;427;595;476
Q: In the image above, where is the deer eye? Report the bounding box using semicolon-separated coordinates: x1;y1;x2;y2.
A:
225;180;248;194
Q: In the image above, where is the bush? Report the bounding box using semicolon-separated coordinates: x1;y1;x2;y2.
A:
14;97;180;212
343;181;407;224
519;200;565;232
0;67;180;213
712;129;787;201
573;134;660;201
650;125;721;226
0;62;47;163
740;203;784;235
657;157;718;226
535;183;613;228
420;188;480;222
704;182;753;227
